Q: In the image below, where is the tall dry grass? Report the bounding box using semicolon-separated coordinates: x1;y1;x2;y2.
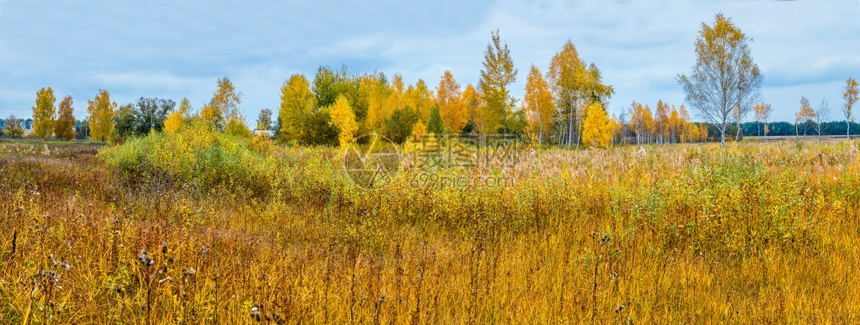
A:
2;138;860;323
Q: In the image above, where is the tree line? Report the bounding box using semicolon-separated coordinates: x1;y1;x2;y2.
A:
4;16;858;147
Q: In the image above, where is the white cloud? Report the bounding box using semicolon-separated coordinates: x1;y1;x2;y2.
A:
0;0;858;123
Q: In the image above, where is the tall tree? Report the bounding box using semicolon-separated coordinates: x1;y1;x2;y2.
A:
547;41;612;147
523;65;555;143
405;79;435;122
257;108;273;131
32;87;56;139
436;70;467;133
677;14;763;146
426;105;444;134
461;84;482;132
655;100;669;143
360;72;391;131
384;74;406;115
844;77;859;139
628;102;645;145
113;104;137;139
478;30;517;134
135;98;175;134
795;96;816;137
54;96;76;140
753;102;773;136
88;90;117;142
279;74;317;141
328;94;358;149
548;41;585;147
202;77;242;129
813;99;830;140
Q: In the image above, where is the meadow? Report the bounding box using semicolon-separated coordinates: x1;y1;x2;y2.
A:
2;130;860;323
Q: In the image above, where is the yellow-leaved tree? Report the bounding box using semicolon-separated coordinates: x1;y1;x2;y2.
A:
844;77;859;139
753;102;773;137
523;65;554;143
796;96;816;137
32;87;57;139
383;74;405;116
88;90;116;142
202;77;242;130
436;70;467;133
279;74;317;142
164;97;192;133
361;73;391;131
461;84;482;132
581;101;612;148
328;95;358;149
54;96;76;140
405;79;435;122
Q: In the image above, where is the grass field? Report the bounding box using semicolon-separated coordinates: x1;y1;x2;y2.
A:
2;136;860;323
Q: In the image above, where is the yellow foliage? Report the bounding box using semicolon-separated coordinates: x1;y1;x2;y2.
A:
436;71;467;133
461;84;482;130
225;116;253;139
328;95;358;149
164;111;184;133
164;98;191;134
410;121;426;142
405;79;435;122
32;87;56;139
581;101;612;148
279;74;316;141
87;89;116;142
54;96;76;140
523;65;555;143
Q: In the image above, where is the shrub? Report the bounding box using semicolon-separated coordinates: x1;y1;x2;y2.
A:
100;120;275;195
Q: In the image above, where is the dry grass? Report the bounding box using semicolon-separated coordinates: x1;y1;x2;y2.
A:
2;139;860;323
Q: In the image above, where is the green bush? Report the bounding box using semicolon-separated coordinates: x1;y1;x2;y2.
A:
100;120;276;195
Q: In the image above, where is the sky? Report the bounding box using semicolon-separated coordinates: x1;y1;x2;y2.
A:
1;0;858;124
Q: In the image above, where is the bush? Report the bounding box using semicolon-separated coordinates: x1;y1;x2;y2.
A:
100;120;276;195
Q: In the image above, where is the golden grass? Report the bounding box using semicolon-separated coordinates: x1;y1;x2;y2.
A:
2;140;860;323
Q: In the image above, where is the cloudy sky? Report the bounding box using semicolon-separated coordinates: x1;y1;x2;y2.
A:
1;0;858;123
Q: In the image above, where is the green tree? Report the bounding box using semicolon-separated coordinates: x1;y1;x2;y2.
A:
478;30;517;134
32;87;57;139
135;97;175;134
427;105;444;134
677;14;763;146
113;104;137;140
300;110;338;146
385;106;421;144
75;118;90;140
54;96;76;140
257;108;273;131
